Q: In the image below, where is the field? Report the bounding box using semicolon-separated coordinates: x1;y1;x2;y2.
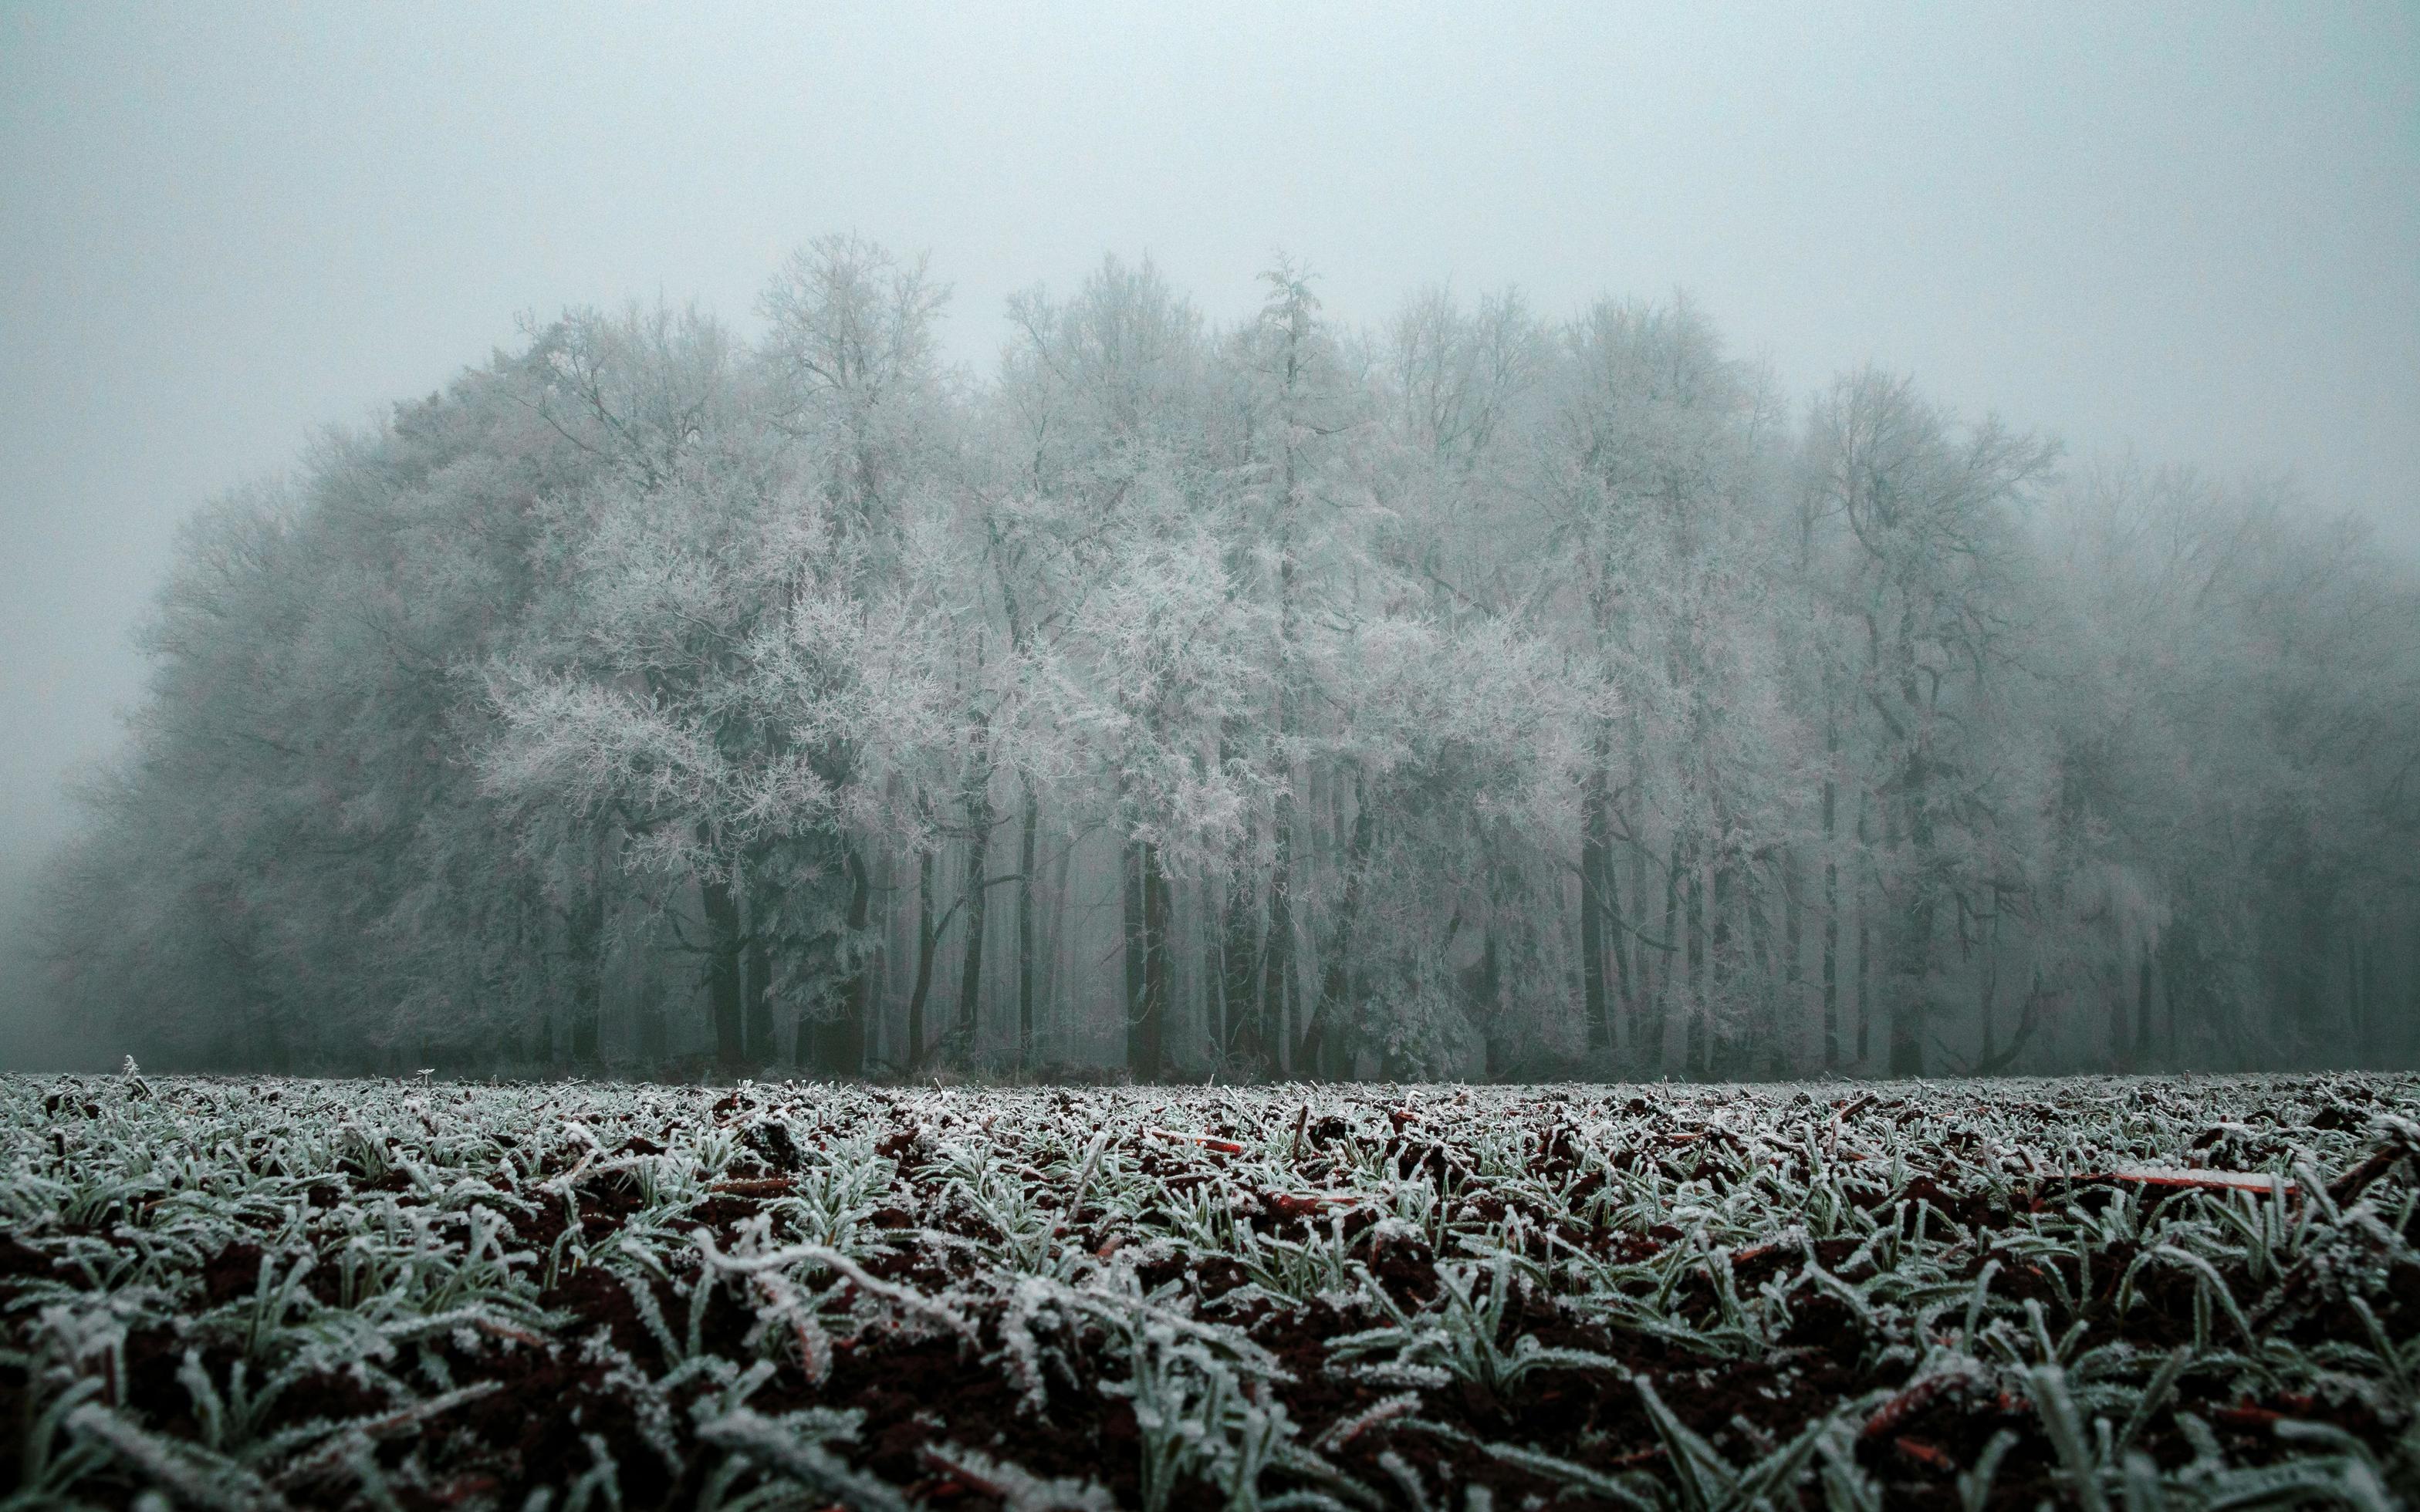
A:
4;1073;2415;1510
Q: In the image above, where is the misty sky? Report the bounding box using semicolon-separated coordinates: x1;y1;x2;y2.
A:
1;2;2415;893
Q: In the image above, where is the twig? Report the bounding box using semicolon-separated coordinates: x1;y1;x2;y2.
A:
1145;1127;1245;1156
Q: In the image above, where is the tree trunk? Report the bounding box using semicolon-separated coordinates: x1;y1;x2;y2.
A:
1684;841;1707;1078
1749;850;1780;1077
1303;766;1374;1078
1476;930;1504;1076
743;928;772;1065
1478;851;1516;1078
1888;756;1932;1078
1147;849;1174;1079
810;842;872;1075
568;864;606;1066
698;865;746;1072
1708;840;1733;1076
2161;922;2185;1067
2133;934;2155;1068
1201;883;1225;1065
1580;757;1615;1055
956;744;993;1061
1262;781;1297;1075
905;845;937;1070
1218;734;1262;1068
1624;712;1650;1024
1123;838;1145;1070
1131;839;1171;1080
1854;791;1872;1065
1036;830;1073;1065
1607;849;1634;1043
1821;749;1840;1069
1977;950;1999;1068
742;866;774;1065
2366;926;2387;1065
1785;845;1807;1077
1626;812;1650;1055
2407;922;2419;1065
1220;870;1259;1066
1650;832;1685;1076
1016;785;1039;1070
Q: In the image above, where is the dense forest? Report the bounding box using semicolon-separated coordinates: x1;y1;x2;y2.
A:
33;239;2420;1079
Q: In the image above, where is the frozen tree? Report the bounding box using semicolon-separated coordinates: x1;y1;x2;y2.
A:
484;302;945;1072
1804;370;2060;1075
37;241;2420;1079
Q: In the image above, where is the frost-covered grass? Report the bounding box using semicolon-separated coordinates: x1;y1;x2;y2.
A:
4;1071;2415;1510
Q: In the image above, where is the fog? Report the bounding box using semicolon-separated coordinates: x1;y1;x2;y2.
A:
2;5;2415;1075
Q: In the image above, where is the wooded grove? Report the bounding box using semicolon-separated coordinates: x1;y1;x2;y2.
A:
35;240;2420;1079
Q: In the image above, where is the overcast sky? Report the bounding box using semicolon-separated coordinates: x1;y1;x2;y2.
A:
1;2;2415;893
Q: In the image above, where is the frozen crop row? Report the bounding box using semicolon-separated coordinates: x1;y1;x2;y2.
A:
4;1071;2416;1509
